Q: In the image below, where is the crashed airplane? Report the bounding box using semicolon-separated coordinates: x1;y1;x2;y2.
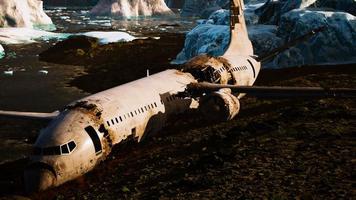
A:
0;0;355;192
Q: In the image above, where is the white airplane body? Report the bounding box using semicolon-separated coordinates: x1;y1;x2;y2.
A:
1;0;353;192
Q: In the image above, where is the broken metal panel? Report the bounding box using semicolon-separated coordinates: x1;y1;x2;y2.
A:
182;55;232;84
199;88;240;122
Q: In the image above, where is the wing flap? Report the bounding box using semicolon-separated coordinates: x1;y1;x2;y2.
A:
187;82;356;98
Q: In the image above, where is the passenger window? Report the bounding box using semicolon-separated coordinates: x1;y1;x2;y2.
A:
115;118;119;123
111;119;115;124
119;116;123;121
84;126;102;155
141;108;144;113
107;121;110;126
61;144;70;154
68;141;76;151
130;112;134;117
154;102;157;107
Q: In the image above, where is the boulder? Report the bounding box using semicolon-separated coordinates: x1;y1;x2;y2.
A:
174;7;356;68
270;9;356;68
164;0;185;9
181;0;229;18
173;24;230;64
90;0;174;17
313;0;356;16
173;23;282;65
0;0;54;30
256;0;356;25
256;0;317;24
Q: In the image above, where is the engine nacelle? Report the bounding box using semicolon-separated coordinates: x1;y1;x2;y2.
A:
199;88;240;122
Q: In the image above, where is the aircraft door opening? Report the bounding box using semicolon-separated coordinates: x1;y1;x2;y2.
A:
85;126;103;155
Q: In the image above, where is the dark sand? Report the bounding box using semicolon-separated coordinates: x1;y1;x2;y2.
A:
0;34;355;199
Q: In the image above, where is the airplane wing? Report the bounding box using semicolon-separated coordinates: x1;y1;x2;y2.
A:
186;82;356;98
0;110;60;120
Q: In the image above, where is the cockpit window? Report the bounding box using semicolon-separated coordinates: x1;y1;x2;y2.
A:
61;144;70;154
68;141;76;151
33;140;77;156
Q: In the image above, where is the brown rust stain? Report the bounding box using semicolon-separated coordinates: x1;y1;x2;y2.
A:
66;101;114;157
182;55;233;85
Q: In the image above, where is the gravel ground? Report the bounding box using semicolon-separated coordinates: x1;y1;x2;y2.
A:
0;34;355;199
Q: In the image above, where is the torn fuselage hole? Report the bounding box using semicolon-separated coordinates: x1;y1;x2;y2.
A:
182;55;232;84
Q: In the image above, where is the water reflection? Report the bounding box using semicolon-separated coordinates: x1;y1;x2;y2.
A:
47;8;197;35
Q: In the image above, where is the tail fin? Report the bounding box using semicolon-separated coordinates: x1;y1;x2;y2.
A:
223;0;254;57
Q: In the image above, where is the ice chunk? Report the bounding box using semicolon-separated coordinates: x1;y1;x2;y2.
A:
38;70;49;75
0;28;135;45
78;31;136;44
90;0;174;17
0;0;54;30
0;28;70;44
0;45;4;59
3;70;14;76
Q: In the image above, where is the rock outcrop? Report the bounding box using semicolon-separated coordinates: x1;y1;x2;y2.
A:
256;0;356;24
0;0;54;30
90;0;174;17
181;0;229;18
164;0;185;9
271;10;356;68
174;23;230;64
174;1;356;68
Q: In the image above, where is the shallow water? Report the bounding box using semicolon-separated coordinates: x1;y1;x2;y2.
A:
47;7;197;35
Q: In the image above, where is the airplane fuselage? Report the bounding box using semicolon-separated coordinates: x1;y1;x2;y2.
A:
23;0;261;192
24;69;199;190
24;51;261;191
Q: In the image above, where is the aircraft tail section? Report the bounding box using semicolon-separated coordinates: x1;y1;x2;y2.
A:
224;0;254;57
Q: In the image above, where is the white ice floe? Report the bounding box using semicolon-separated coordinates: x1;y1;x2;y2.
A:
0;28;70;44
38;70;49;75
0;44;4;59
3;70;14;76
78;31;136;44
0;28;136;45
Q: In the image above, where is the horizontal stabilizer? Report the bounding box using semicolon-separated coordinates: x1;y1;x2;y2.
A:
0;110;60;120
187;82;356;98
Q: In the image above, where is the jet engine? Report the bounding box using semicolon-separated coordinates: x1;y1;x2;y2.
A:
199;88;240;122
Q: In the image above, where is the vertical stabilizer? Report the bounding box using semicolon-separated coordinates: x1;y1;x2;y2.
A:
223;0;254;56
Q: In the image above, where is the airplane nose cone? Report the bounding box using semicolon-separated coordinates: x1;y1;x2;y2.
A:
24;164;56;193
